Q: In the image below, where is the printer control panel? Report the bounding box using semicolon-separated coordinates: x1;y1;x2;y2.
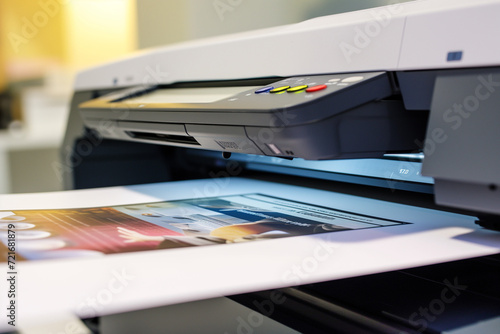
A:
79;70;428;160
214;72;388;109
255;75;366;94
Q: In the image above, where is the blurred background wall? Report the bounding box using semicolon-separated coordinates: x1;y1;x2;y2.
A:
0;0;412;194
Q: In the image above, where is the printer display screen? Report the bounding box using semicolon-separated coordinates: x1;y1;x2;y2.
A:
123;86;259;104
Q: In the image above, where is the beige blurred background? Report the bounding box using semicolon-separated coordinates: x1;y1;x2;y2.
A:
0;0;412;194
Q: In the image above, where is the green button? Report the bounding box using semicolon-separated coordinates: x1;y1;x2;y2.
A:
270;86;290;93
287;85;308;93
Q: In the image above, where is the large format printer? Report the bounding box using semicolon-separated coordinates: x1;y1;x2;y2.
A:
61;0;500;333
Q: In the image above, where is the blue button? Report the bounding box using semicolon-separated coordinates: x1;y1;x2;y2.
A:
447;51;463;62
255;86;274;94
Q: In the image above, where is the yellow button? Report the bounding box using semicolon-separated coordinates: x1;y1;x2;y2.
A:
270;86;290;93
287;85;308;93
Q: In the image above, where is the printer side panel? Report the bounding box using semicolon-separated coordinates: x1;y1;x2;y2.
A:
421;68;500;216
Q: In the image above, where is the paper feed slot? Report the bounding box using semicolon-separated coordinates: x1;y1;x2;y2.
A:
125;131;201;146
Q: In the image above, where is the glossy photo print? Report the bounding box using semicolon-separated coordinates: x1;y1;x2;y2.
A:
0;193;406;262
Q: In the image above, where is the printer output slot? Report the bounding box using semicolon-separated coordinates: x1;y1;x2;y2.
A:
125;131;200;146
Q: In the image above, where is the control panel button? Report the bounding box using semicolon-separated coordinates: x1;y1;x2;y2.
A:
270;86;291;93
255;86;274;94
305;84;327;93
342;76;364;83
287;85;308;93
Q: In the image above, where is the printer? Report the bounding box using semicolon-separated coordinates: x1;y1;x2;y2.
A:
60;0;500;333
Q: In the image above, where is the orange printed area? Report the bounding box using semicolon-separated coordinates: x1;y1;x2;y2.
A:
3;207;181;260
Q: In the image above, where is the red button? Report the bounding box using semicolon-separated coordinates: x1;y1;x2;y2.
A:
305;84;327;93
